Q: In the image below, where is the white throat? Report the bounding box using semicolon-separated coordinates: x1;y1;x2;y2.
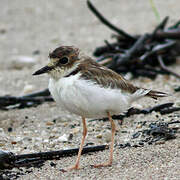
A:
49;62;80;80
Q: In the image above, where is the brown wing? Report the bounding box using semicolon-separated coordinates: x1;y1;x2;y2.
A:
79;58;138;94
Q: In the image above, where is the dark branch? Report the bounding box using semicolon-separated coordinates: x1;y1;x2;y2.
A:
0;145;108;169
158;55;180;79
87;0;136;41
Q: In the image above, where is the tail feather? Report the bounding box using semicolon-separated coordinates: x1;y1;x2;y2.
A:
131;88;170;101
146;90;170;99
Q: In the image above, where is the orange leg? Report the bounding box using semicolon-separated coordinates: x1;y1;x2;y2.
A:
68;117;87;170
94;112;116;168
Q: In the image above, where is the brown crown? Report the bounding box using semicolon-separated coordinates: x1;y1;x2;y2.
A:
49;46;79;59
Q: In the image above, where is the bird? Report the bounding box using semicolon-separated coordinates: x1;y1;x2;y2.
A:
33;45;168;170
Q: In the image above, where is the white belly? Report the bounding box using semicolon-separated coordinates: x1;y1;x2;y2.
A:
48;75;131;118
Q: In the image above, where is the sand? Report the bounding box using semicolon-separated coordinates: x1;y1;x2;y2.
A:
0;0;180;179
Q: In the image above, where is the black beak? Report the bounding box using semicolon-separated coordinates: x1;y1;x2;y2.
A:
33;66;53;75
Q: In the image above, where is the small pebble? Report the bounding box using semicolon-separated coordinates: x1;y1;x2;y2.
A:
11;141;17;145
132;132;140;139
63;122;68;127
46;121;54;126
0;128;5;134
68;133;73;140
175;101;180;107
70;124;76;129
50;162;56;167
43;139;49;143
104;130;111;143
32;50;40;55
121;130;128;133
155;141;165;145
136;124;142;129
7;127;13;132
139;141;144;146
52;127;58;133
0;143;5;147
96;134;102;139
22;84;35;94
57;134;68;142
72;127;80;134
174;86;180;92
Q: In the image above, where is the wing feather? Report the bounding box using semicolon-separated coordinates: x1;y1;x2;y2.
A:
79;58;138;93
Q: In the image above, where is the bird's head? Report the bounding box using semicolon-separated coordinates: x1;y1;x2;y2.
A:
33;46;80;79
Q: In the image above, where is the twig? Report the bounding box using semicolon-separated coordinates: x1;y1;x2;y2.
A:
174;86;180;92
116;34;150;65
152;16;169;36
0;145;108;169
89;1;180;80
156;28;180;39
168;120;180;125
89;103;180;122
0;96;53;110
160;107;180;115
22;88;50;98
140;40;176;62
87;0;135;41
140;103;174;113
0;89;53;110
158;55;180;79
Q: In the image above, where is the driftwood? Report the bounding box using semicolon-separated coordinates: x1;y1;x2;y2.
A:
0;89;53;110
0;145;108;170
89;103;180;122
87;0;180;79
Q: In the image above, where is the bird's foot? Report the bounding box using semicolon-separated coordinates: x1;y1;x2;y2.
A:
93;161;112;168
67;164;80;171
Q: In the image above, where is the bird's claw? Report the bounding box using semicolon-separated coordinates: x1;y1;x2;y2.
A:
93;161;112;168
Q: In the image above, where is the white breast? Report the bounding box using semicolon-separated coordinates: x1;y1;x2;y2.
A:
48;74;132;118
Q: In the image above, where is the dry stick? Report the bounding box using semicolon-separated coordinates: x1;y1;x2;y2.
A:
156;29;180;39
22;88;50;98
160;107;180;115
116;34;150;66
15;145;108;160
140;40;176;61
89;103;180;122
155;19;180;39
0;145;108;169
174;86;180;92
152;16;169;36
170;20;180;29
158;55;180;79
0;89;53;109
87;0;135;41
120;103;180;117
140;103;174;114
89;3;180;79
0;96;53;107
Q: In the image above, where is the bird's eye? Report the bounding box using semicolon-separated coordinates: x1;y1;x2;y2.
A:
59;57;69;65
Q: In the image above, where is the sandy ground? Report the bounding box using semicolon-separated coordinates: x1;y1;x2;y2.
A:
0;0;180;179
